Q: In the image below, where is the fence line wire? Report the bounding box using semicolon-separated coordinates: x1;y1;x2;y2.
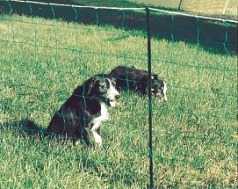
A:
150;7;238;24
7;0;145;11
1;1;237;130
0;1;237;188
6;0;238;24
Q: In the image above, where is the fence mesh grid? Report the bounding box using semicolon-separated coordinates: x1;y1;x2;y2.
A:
0;0;237;188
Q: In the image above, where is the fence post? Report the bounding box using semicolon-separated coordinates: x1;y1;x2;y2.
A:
223;0;229;15
178;0;184;10
146;7;154;189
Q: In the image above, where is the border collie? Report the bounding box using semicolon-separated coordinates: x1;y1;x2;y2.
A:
109;66;167;101
45;74;120;146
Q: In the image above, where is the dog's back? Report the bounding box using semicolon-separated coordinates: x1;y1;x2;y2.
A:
109;66;167;101
46;85;96;143
109;66;150;94
109;66;153;80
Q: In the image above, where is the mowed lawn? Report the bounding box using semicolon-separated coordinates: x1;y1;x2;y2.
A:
0;10;237;189
71;0;237;17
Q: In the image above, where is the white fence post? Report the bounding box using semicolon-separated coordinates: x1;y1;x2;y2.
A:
223;0;229;15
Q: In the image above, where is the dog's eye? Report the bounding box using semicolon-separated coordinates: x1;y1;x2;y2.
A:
99;83;107;89
111;80;116;86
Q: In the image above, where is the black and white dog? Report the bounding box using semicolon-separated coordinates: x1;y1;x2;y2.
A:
46;74;120;146
109;66;167;101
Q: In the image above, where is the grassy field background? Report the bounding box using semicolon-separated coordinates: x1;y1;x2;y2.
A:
127;0;237;16
1;0;237;18
0;2;237;189
1;0;237;54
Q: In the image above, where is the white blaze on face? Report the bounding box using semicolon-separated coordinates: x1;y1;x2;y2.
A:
106;78;119;107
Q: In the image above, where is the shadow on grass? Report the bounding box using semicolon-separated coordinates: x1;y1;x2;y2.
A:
0;0;237;54
2;119;45;138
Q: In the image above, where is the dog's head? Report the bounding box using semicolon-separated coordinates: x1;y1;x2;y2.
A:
149;76;167;102
84;75;120;107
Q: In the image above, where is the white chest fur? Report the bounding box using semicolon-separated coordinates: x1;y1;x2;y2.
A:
91;102;109;130
90;102;109;146
99;102;109;122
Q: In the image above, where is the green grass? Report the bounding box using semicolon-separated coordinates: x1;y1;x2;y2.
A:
2;0;236;17
129;0;237;17
67;0;238;17
0;13;237;188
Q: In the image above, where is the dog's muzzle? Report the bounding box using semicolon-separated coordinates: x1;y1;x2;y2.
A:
151;85;167;102
107;84;120;107
155;92;167;102
162;94;168;102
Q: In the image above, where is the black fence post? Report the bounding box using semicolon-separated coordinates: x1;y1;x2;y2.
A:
146;7;154;189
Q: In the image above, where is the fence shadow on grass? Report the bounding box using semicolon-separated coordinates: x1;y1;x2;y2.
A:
0;0;237;54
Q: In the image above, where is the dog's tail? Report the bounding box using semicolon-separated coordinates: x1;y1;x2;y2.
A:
17;119;46;137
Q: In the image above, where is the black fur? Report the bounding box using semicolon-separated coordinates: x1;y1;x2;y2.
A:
45;74;119;146
109;66;167;101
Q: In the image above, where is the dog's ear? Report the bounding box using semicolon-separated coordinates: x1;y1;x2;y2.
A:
83;77;97;96
110;77;117;86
